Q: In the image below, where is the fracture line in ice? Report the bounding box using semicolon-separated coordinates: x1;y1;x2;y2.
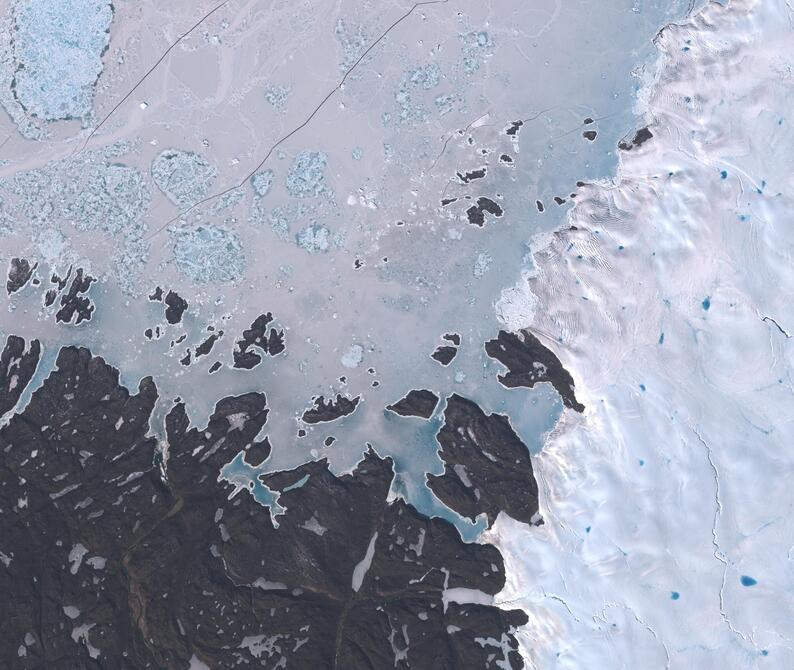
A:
691;425;751;644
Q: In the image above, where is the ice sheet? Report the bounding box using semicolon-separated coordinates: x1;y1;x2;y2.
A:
486;1;794;666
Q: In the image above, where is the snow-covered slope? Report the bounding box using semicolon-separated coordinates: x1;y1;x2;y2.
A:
488;1;794;666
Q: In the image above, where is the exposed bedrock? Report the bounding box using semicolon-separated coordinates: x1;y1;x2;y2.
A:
0;343;528;669
485;329;585;413
428;394;540;528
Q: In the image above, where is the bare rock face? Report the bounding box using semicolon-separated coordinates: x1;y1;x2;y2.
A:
164;290;188;324
232;313;286;369
386;389;439;419
431;345;457;366
54;267;96;325
301;393;360;424
0;335;41;415
6;257;36;294
0;344;528;668
485;329;585;413
428;394;540;528
618;126;653;151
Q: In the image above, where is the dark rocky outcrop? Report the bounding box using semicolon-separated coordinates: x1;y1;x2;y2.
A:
456;167;487;184
431;345;458;366
485;329;584;412
194;331;222;358
232;313;286;369
302;394;360;424
55;267;95;324
6;257;36;294
386;389;439;419
427;394;539;527
466;197;503;227
0;344;528;669
0;335;40;415
505;120;523;136
164;290;188;324
618;126;653;151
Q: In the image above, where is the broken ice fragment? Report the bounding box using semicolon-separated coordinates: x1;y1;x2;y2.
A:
151;149;218;208
285;151;328;198
296;223;331;253
10;0;113;122
341;344;364;369
263;83;291;110
172;225;245;284
250;169;274;197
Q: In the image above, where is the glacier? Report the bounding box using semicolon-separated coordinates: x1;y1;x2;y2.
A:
488;0;794;666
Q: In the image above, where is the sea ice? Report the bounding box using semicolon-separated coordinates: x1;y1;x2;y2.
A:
10;0;113;121
250;169;274;198
295;222;331;253
285;151;329;198
151;149;218;209
172;224;245;284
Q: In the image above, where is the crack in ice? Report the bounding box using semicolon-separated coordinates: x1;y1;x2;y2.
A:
495;588;583;624
762;315;792;338
539;589;583;625
76;0;233;156
147;0;451;240
691;426;755;647
597;602;671;669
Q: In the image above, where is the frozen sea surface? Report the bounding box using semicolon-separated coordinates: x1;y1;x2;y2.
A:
0;0;701;530
2;0;112;136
